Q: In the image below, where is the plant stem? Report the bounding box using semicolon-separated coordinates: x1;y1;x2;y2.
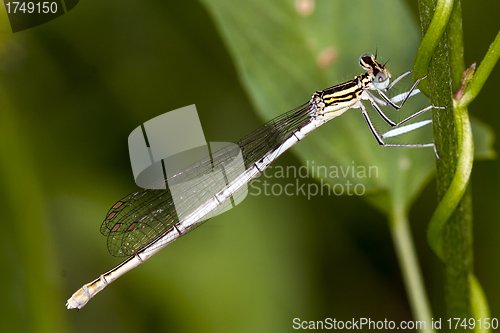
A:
391;208;435;333
418;0;474;324
418;0;498;329
459;30;500;109
413;0;453;94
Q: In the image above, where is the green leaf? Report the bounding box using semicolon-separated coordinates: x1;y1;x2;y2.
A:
201;0;434;214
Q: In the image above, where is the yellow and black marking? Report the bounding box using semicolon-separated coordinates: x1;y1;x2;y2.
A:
320;80;362;105
311;53;391;119
359;53;388;77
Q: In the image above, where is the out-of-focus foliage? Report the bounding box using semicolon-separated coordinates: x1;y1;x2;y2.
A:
0;1;498;332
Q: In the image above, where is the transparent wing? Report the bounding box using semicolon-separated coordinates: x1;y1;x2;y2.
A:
101;103;312;257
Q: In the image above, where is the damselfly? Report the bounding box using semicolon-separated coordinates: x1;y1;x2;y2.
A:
66;53;443;310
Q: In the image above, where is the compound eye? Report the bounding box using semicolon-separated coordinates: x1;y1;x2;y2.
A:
374;71;390;89
359;53;375;70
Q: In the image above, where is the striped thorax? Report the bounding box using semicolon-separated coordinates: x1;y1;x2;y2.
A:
311;52;391;120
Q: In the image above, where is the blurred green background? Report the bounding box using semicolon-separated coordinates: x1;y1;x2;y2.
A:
0;0;498;332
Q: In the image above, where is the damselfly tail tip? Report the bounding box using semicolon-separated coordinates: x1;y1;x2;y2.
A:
66;299;77;310
66;291;90;310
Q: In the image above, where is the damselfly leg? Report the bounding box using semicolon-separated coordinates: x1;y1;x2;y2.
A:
360;70;445;152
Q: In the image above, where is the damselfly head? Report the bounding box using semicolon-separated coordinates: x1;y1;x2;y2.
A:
373;68;391;90
359;52;377;71
358;52;391;90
